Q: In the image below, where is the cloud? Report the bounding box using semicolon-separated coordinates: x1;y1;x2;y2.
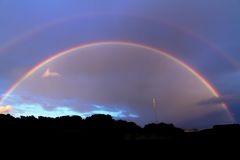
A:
0;105;13;113
42;68;61;78
198;95;240;106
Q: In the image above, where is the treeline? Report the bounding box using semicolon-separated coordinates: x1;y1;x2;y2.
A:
0;114;240;144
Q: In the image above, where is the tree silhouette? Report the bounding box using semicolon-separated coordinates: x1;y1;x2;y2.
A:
0;113;239;145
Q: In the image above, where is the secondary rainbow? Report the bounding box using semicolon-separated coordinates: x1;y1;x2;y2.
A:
1;16;238;69
0;41;234;121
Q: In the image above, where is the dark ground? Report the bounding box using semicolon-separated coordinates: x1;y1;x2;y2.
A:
0;114;239;154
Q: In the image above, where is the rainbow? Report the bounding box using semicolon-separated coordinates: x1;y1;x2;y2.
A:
0;41;234;121
0;15;238;69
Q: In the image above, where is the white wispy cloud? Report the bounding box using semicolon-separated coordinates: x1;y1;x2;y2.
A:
42;68;61;78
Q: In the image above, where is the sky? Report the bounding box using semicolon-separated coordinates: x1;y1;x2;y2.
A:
0;0;240;128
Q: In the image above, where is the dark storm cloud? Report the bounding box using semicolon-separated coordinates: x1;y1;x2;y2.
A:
199;95;240;106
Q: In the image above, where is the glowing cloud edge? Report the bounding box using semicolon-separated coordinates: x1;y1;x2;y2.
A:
0;41;234;122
